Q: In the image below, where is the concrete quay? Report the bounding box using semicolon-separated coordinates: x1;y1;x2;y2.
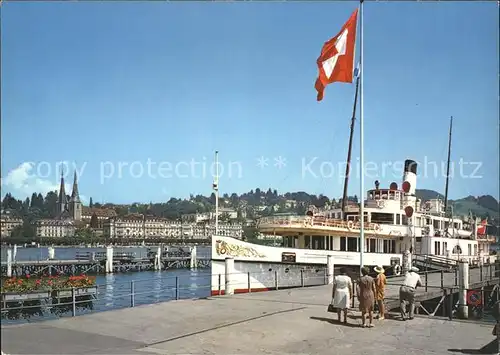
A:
2;284;497;355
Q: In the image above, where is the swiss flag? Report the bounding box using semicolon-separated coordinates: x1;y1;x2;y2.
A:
477;219;487;235
315;9;358;101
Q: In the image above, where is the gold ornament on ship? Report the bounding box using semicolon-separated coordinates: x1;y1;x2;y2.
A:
215;240;265;258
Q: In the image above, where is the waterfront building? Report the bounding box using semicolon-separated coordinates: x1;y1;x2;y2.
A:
0;213;23;238
181;207;239;223
35;171;82;238
103;215;243;240
81;207;117;229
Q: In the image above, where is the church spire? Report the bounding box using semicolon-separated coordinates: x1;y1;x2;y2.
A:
57;168;68;215
70;171;81;203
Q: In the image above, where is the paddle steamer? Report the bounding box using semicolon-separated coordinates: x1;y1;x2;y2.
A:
210;159;496;295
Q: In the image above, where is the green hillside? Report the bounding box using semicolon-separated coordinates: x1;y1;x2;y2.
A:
415;189;499;221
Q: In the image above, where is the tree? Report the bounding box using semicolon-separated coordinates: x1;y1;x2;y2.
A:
89;197;94;208
90;213;99;228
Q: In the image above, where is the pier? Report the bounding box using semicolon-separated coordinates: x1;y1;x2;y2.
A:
1;246;210;277
1;283;498;354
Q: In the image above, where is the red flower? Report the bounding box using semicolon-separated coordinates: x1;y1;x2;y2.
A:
26;274;30;278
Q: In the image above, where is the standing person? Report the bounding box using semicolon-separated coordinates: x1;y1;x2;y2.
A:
399;266;422;321
331;267;353;324
357;266;376;328
374;265;387;320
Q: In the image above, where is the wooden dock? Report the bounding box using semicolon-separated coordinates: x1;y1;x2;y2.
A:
381;265;499;316
0;256;211;277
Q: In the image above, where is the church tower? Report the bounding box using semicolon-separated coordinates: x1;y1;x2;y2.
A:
69;171;82;221
56;170;68;216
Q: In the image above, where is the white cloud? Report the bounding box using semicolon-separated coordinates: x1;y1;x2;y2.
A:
1;162;87;203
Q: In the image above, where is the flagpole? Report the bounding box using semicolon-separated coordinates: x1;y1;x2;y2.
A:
214;150;219;235
359;0;365;274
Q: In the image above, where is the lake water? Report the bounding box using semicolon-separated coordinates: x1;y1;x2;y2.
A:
1;246;212;324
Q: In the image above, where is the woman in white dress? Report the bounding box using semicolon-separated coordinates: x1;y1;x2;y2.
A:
331;267;353;323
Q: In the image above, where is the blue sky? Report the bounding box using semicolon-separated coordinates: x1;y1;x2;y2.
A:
1;2;498;204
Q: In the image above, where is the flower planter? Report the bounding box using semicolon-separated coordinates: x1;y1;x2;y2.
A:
2;291;51;302
53;287;98;298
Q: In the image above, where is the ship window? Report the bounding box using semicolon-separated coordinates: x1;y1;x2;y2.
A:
366;238;376;253
468;244;472;256
434;241;441;255
305;236;311;249
433;220;440;230
382;240;396;253
312;236;324;250
474;244;477;255
443;242;448;255
340;237;347;251
402;215;408;225
371;213;393;225
347;237;358;252
396;214;401;225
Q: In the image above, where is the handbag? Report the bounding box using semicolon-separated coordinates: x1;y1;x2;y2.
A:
327;304;337;313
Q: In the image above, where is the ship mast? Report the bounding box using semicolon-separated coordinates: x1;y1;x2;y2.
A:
444;116;453;215
341;75;360;219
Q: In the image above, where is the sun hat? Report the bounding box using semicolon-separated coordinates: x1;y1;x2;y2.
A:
374;265;385;274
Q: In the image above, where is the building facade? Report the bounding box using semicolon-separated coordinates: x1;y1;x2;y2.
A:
0;213;23;238
36;171;83;238
104;215;243;240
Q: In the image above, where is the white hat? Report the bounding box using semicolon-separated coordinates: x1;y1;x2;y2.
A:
374;265;385;273
411;266;420;272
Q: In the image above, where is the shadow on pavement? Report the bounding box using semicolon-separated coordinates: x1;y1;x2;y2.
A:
448;339;499;354
310;316;361;328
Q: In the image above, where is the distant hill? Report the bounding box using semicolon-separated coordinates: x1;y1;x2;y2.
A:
415;189;499;222
415;189;444;201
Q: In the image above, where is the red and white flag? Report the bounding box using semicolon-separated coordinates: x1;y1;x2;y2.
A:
477;219;487;235
315;9;358;101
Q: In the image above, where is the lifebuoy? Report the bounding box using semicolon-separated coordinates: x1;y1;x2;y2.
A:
394;264;401;276
373;224;381;233
347;220;354;230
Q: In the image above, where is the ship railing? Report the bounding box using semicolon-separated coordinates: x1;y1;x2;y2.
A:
0;268;327;323
258;216;378;231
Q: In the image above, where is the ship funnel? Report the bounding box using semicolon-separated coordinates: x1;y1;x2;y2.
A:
374;180;380;190
402;159;417;195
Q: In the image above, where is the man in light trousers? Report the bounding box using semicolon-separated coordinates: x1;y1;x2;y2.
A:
399;266;422;321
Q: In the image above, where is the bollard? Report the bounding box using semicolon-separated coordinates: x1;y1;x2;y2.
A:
175;276;179;300
300;269;304;287
154;246;161;271
247;272;251;293
326;255;334;285
6;249;12;277
190;246;198;270
130;281;135;307
441;270;444;288
71;287;76;317
448;288;454;320
224;257;234;295
48;247;55;260
457;260;469;319
105;246;114;273
275;270;279;290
